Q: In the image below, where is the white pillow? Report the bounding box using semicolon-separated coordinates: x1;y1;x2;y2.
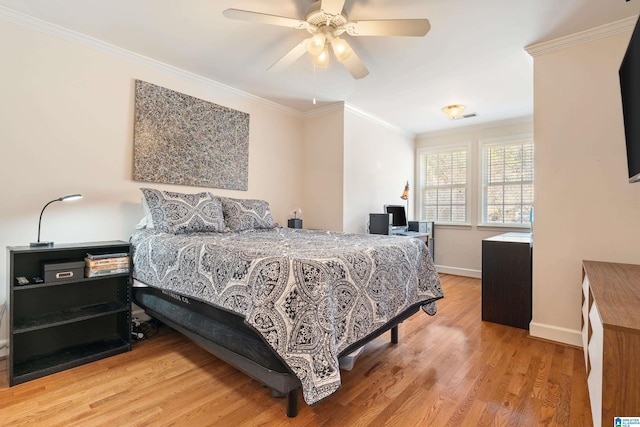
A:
135;217;148;230
141;196;154;228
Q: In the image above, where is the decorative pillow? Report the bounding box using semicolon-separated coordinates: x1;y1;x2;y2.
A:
140;188;226;234
220;197;277;231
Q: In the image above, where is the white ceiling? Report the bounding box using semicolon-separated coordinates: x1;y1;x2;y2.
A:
2;0;639;135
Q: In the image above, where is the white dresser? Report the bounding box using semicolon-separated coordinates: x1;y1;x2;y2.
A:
581;261;640;427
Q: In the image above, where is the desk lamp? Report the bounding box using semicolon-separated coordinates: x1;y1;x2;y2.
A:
400;181;409;220
30;194;83;247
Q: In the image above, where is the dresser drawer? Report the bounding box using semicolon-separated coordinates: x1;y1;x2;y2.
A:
587;301;603;427
581;275;590;372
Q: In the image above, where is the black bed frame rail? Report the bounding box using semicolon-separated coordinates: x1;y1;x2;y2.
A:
141;299;425;417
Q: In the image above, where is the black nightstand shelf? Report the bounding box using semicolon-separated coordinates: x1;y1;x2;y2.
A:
6;241;132;386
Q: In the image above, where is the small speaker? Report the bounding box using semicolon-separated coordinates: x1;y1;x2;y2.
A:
369;213;392;235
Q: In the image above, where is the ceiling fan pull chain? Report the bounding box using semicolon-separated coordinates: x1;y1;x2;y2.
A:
313;64;317;105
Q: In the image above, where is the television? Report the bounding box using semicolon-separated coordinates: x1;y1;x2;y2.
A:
384;205;407;228
620;15;640;183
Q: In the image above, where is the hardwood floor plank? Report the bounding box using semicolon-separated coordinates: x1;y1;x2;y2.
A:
0;274;592;426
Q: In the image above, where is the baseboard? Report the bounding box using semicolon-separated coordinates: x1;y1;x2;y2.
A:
436;265;482;279
529;322;582;347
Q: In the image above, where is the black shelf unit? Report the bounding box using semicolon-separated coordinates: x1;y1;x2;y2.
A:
6;241;131;386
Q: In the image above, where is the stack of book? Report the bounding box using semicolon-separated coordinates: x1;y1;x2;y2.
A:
85;252;130;278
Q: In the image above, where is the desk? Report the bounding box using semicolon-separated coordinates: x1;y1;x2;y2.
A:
481;232;532;329
368;213;434;260
393;231;429;244
392;232;434;261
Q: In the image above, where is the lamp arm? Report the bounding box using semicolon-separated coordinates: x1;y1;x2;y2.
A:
36;198;62;243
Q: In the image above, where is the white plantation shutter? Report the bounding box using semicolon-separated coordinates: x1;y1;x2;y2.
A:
482;138;534;225
419;146;469;223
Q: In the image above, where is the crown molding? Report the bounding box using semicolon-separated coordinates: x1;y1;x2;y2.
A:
526;15;638;57
344;104;415;139
301;102;345;118
301;102;413;138
416;115;533;139
0;5;302;117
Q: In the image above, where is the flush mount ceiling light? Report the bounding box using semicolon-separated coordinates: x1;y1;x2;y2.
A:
442;105;466;120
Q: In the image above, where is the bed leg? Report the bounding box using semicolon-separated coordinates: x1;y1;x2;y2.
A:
391;325;398;344
286;389;298;418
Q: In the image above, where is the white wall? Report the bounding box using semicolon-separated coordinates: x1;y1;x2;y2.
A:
301;106;345;232
343;108;415;234
415;118;533;276
0;18;304;354
299;105;414;234
528;21;640;346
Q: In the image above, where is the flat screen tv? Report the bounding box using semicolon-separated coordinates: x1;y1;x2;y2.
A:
620;15;640;183
384;205;407;228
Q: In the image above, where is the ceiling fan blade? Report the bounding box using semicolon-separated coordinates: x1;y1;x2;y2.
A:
347;19;431;37
223;9;308;29
341;49;369;79
268;39;310;73
320;0;346;16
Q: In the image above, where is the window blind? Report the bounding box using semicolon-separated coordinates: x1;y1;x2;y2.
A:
419;147;468;223
482;140;534;224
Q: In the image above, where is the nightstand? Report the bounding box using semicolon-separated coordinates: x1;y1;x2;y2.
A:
6;241;131;385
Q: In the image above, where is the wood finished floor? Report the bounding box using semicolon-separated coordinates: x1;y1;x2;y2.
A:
0;274;592;426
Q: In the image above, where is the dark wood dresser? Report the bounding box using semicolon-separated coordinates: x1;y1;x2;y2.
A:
481;232;532;330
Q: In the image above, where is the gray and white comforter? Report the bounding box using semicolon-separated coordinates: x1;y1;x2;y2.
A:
130;227;443;405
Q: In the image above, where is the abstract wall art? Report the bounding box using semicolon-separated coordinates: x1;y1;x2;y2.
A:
133;80;250;190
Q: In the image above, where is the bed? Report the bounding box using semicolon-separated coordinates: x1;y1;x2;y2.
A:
130;189;443;417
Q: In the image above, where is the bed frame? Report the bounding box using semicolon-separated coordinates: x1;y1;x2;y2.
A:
132;286;421;417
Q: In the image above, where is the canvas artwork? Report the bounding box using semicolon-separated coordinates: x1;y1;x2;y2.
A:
133;80;250;190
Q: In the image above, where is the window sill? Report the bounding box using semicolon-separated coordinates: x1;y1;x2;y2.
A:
433;223;473;230
477;223;531;232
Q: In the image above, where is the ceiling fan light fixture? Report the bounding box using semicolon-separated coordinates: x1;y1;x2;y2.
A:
224;3;431;80
313;45;330;67
307;33;326;57
331;37;352;62
442;104;465;120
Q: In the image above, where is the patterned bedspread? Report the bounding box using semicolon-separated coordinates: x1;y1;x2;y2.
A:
130;227;443;405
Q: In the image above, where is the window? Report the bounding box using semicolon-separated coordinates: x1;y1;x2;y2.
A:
481;136;534;225
418;145;469;224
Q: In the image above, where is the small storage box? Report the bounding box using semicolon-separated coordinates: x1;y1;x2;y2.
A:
42;261;85;282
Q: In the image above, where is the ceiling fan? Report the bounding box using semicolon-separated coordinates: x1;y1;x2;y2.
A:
223;0;431;79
